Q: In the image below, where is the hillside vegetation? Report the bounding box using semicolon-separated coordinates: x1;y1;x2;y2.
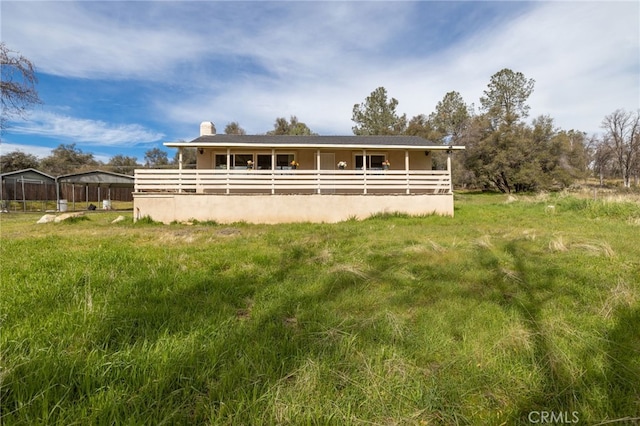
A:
1;193;639;424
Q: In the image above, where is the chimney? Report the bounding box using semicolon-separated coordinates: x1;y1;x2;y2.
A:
200;121;216;136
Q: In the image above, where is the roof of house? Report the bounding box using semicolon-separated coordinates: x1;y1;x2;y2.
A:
165;135;465;151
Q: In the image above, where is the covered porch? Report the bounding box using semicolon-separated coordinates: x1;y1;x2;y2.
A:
133;127;464;223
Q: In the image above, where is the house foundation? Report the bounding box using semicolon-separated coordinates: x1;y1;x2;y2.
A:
133;193;454;224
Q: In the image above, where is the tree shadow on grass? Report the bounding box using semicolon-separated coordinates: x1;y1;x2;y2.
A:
466;239;639;424
600;305;640;422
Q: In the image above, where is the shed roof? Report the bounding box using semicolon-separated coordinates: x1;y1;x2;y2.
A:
56;170;134;187
0;168;56;183
165;135;465;151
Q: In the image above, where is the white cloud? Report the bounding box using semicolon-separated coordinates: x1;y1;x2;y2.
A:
3;1;638;142
157;2;639;137
2;2;207;80
8;112;165;146
0;142;55;159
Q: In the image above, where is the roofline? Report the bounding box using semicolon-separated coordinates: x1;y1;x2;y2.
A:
0;168;56;180
56;169;134;180
164;142;465;151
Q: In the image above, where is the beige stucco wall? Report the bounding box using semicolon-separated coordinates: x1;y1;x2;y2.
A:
194;148;434;170
134;193;453;224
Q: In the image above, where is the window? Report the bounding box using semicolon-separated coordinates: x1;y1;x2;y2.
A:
215;154;254;169
276;154;295;169
234;154;253;169
257;154;272;170
355;154;386;170
215;154;227;169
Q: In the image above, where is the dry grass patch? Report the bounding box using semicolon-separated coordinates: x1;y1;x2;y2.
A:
496;321;534;356
549;235;568;252
475;235;493;249
573;241;615;258
599;279;637;320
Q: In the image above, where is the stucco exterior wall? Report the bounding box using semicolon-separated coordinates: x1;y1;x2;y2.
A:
134;193;453;224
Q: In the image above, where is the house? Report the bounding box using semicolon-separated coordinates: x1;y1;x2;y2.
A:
133;122;465;224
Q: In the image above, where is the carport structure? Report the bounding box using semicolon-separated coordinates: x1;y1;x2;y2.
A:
0;169;56;212
57;170;134;210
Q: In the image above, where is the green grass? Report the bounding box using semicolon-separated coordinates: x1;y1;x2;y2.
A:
1;193;639;425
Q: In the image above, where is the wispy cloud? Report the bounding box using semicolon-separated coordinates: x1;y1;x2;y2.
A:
9;112;164;146
158;2;639;136
0;142;57;159
2;0;638;148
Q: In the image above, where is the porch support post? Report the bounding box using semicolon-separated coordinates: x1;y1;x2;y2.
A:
177;147;183;193
405;150;410;194
362;149;367;194
21;177;25;212
226;148;231;195
447;149;453;193
271;148;275;195
56;179;61;212
316;150;321;194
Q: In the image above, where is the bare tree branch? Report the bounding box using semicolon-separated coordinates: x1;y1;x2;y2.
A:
1;42;42;130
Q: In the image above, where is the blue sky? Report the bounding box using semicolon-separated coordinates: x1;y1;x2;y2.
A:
1;1;639;164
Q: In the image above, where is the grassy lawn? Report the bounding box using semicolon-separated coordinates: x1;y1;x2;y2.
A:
1;192;639;424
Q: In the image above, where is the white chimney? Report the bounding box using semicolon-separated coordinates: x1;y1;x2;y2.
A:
200;121;216;136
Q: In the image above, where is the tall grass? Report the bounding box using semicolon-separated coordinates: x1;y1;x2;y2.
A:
1;193;639;424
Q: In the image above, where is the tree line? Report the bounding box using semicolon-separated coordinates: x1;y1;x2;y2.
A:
349;70;639;192
1;41;638;190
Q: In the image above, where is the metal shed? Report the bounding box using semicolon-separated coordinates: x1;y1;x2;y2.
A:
57;170;134;210
0;169;57;212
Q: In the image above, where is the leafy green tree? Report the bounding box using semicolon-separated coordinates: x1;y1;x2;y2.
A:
106;154;139;175
224;122;246;135
464;122;533;192
266;116;316;136
405;115;436;140
464;69;544;193
429;91;472;142
464;113;587;192
40;143;98;175
480;68;535;128
0;150;40;173
0;43;41;130
351;87;407;135
144;147;169;168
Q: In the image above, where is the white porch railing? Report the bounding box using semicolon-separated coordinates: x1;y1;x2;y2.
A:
134;169;452;195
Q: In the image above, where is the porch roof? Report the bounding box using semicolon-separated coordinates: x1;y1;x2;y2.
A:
1;168;55;184
165;135;465;151
57;170;134;187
